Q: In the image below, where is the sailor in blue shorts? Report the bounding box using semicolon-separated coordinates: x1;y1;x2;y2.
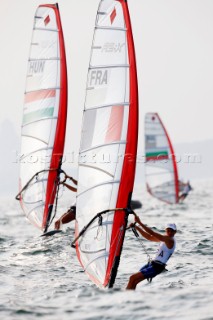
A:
126;215;177;290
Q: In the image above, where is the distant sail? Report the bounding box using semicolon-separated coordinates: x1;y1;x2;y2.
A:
74;0;138;288
145;113;179;204
16;4;67;232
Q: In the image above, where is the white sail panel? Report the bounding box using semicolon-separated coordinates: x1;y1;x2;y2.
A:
91;29;127;66
26;60;60;92
18;5;67;230
34;7;58;30
97;1;125;29
145;113;179;204
30;31;59;60
86;67;129;109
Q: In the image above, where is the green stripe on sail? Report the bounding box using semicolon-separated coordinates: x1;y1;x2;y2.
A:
146;151;168;158
23;107;54;125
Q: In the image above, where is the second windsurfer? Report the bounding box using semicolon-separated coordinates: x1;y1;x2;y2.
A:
179;181;193;202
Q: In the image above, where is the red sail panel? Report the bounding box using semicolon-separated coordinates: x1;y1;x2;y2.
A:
104;106;124;143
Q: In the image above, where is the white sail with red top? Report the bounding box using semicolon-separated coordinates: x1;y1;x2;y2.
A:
17;4;67;232
74;0;138;288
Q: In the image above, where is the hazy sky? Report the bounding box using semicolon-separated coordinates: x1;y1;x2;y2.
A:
0;0;213;158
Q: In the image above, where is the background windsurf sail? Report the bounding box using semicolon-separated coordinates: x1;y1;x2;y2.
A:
16;4;67;232
145;113;179;204
74;0;138;288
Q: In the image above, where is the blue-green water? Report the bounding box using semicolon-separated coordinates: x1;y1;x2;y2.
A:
0;179;212;320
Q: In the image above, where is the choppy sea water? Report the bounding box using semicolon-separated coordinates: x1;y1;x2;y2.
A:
0;179;212;320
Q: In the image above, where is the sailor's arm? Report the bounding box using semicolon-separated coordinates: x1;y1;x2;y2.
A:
65;174;78;185
63;182;77;192
134;215;171;243
135;225;159;242
70;177;78;185
55;210;75;229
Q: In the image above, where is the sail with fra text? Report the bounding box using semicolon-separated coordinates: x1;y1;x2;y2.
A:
74;0;138;288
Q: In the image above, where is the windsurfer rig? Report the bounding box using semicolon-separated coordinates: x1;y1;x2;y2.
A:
74;0;138;288
16;3;68;233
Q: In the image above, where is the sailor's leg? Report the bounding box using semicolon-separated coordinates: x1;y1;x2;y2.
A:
126;272;145;290
62;208;75;224
54;208;75;229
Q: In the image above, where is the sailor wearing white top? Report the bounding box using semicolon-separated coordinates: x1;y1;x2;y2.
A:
153;237;176;265
126;220;177;290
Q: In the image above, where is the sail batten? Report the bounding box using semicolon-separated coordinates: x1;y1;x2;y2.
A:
79;164;115;178
77;180;120;198
20;146;53;161
22;116;58;128
33;27;58;32
95;26;127;31
82;103;129;111
80;140;126;154
25;87;60;94
17;4;67;231
28;57;60;61
89;64;130;69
